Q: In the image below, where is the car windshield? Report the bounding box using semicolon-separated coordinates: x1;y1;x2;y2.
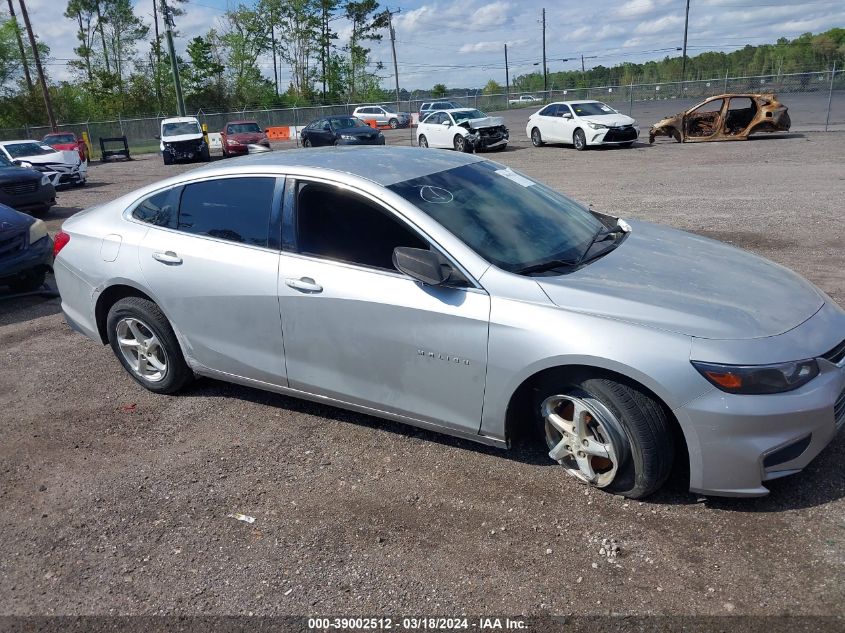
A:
227;122;261;134
452;110;486;123
330;117;367;130
4;142;54;157
571;102;617;116
163;121;201;136
387;161;603;273
44;134;76;144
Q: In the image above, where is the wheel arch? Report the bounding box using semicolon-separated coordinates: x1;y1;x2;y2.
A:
94;283;157;344
503;363;690;483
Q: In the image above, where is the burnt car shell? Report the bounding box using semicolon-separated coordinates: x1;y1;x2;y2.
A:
649;93;790;143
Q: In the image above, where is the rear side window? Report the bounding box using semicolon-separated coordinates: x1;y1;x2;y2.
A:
132;186;181;228
177;177;276;247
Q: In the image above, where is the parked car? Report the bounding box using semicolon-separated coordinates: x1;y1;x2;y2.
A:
42;132;88;163
53;146;845;499
0;139;87;186
159;117;209;165
526;101;639;150
0;202;53;293
351;105;411;129
649;93;791;143
0;152;56;215
419;100;463;119
301;116;385;147
417;108;508;152
220;120;271;157
509;95;541;105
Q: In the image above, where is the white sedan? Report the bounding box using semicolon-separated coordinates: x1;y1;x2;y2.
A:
0;139;87;186
417;108;509;152
525;101;639;150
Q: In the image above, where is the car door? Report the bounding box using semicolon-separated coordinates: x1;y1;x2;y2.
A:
312;119;333;146
375;107;390;126
536;104;559;141
683;98;725;141
136;175;287;385
556;104;578;143
426;112;447;147
277;177;490;434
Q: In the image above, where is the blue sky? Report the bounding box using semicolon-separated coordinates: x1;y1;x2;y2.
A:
24;0;845;90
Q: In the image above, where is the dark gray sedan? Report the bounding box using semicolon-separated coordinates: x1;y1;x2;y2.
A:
300;116;385;147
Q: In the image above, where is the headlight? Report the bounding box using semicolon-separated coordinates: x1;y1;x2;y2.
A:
28;218;48;244
340;135;356;140
586;122;608;130
691;359;819;394
227;139;240;146
40;174;51;186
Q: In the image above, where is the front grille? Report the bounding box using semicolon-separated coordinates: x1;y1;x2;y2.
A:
835;389;845;431
1;180;38;195
603;126;638;142
0;230;26;259
822;339;845;365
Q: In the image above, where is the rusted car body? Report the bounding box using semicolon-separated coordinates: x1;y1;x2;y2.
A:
649;93;790;143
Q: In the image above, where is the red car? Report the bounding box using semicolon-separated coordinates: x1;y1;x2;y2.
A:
220;120;271;157
42;132;88;163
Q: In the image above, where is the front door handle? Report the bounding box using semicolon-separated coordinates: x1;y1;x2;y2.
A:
285;277;323;293
152;250;183;265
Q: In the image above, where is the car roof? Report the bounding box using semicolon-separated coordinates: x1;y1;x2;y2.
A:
550;100;605;106
225;119;259;125
193;146;485;187
0;139;43;147
162;116;199;124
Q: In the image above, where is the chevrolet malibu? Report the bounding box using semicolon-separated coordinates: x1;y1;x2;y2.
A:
53;147;845;498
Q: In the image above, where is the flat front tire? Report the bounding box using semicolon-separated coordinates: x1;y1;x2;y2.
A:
537;373;674;498
107;297;193;394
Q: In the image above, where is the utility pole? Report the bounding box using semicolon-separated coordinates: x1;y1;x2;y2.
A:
18;0;56;131
6;0;33;93
152;0;163;111
541;8;547;92
581;54;597;73
270;3;279;96
681;0;690;81
161;0;185;116
387;9;401;109
504;43;510;104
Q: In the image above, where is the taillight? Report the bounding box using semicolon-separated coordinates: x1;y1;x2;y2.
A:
53;230;70;258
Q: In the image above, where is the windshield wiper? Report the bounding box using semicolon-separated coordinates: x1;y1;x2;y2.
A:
514;257;580;275
577;224;626;265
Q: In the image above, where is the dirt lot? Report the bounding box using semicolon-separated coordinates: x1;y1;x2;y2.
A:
2;131;845;620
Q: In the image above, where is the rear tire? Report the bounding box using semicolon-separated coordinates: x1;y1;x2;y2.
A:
531;127;544;147
418;135;428;148
573;128;587;151
536;372;674;499
389;118;399;129
106;297;193;395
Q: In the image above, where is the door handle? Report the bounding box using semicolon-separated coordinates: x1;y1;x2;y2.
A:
285;277;323;293
152;250;183;265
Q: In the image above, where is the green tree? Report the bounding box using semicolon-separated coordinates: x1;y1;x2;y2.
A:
482;79;501;95
431;83;447;98
220;3;272;104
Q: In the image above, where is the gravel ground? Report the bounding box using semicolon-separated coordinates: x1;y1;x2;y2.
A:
1;131;845;619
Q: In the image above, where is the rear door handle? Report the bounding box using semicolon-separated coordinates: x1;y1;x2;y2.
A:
152;251;183;265
285;277;323;293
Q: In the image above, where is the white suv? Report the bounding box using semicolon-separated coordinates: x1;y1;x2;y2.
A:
352;106;411;129
159;116;209;165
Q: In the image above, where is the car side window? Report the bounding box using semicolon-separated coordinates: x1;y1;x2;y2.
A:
558;105;572;117
295;181;428;271
177;177;276;247
539;105;557;116
132;186;182;228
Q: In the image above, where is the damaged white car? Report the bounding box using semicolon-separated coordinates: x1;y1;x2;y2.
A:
0;139;87;187
417;108;509;152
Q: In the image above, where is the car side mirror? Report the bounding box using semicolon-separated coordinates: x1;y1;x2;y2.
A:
441;120;452;127
562;113;573;119
393;247;450;286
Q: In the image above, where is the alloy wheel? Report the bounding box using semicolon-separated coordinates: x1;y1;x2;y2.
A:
419;135;428;147
541;394;620;487
531;128;542;146
115;317;168;383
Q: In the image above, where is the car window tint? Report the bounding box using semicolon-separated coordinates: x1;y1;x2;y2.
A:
177;177;275;247
132;186;181;228
296;182;428;271
539;105;557;116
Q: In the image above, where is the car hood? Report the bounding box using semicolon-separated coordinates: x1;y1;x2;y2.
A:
0;166;41;184
580;113;637;127
11;149;72;166
229;132;266;143
464;116;505;129
337;127;381;137
162;133;203;143
536;220;824;340
0;202;32;229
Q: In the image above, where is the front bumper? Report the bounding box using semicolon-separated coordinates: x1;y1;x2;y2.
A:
468;128;509;151
0;183;56;213
226;141;272;155
0;234;53;283
588;125;639;145
163;140;208;161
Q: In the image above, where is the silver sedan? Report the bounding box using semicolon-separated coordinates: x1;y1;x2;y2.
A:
53;147;845;498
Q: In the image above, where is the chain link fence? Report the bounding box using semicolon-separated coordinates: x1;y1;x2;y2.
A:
0;68;840;157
